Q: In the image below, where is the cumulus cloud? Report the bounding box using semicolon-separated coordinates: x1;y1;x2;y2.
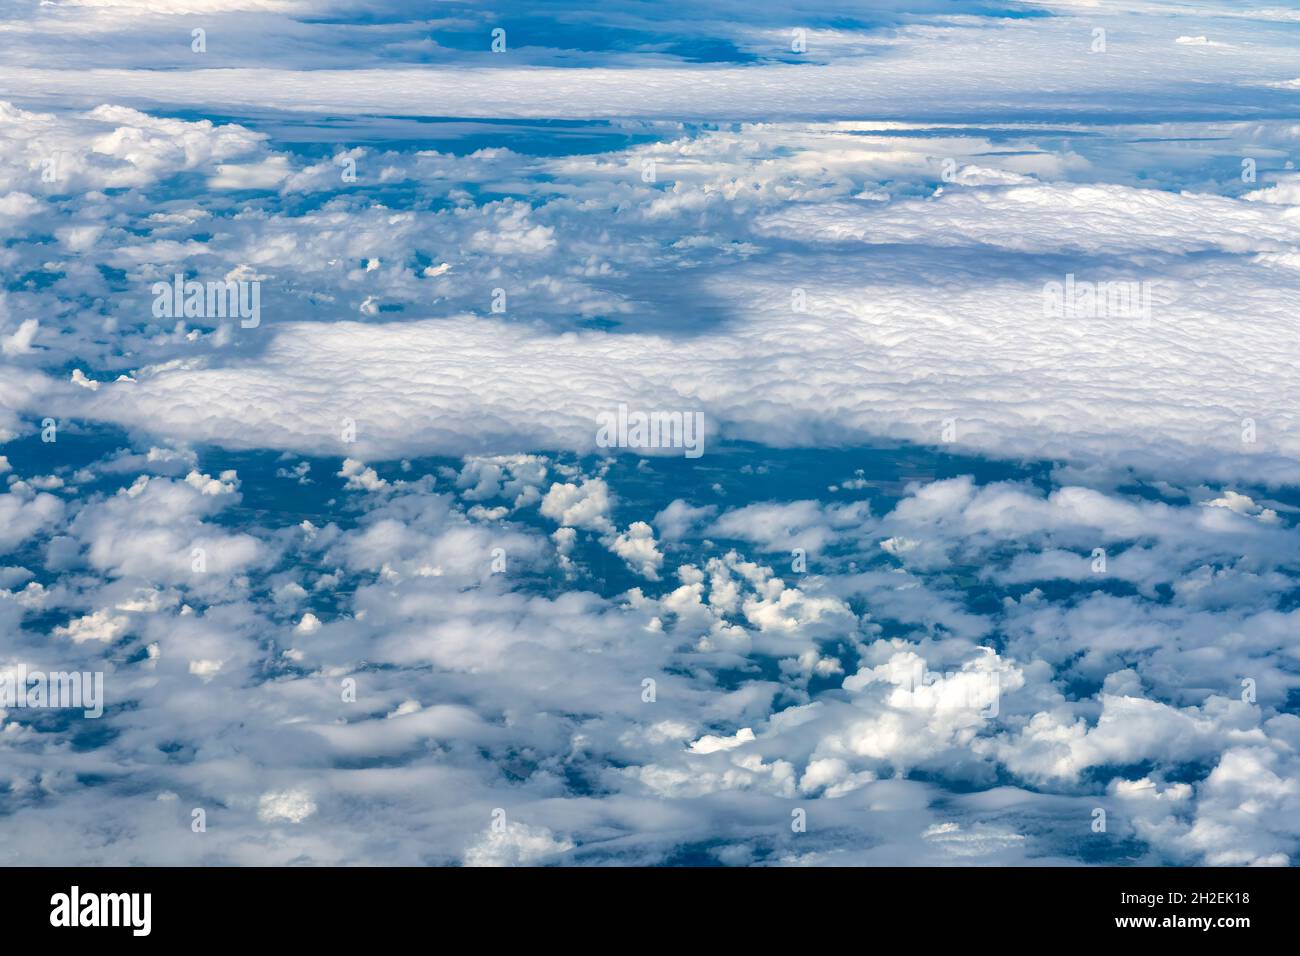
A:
539;478;614;533
257;789;318;824
610;521;664;580
463;821;575;867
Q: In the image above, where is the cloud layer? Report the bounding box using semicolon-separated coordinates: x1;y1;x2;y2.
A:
1;0;1298;867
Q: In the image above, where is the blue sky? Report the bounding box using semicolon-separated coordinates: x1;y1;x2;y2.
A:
0;0;1299;866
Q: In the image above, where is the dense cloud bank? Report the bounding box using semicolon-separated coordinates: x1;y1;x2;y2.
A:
1;104;1297;481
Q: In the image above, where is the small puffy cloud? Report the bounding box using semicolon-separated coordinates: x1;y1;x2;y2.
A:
539;478;613;533
653;499;716;542
339;459;388;492
688;727;755;755
610;521;663;580
463;822;574;867
54;609;129;644
257;789;317;824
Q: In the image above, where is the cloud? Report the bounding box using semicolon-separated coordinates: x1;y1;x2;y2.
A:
1;319;39;356
610;521;664;579
0;490;64;552
257;789;318;824
4;8;1298;120
1;0;1298;870
463;821;575;867
539;478;614;533
53;608;130;644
